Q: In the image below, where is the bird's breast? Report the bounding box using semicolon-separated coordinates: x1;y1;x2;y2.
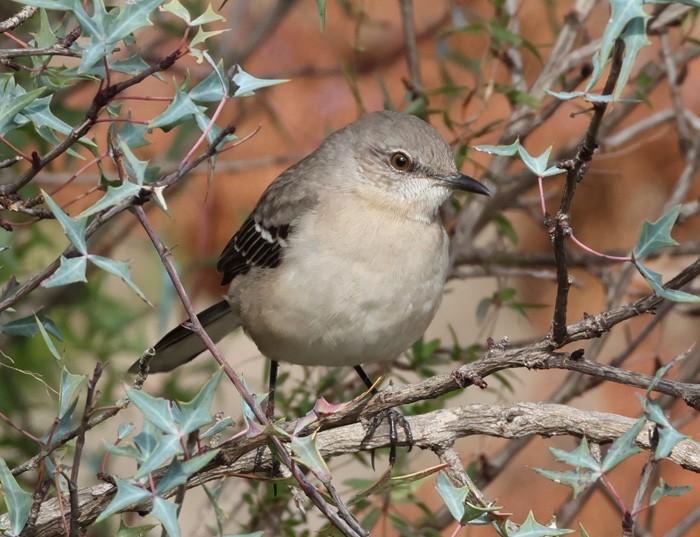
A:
234;195;450;367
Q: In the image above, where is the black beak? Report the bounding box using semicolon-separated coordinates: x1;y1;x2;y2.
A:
444;173;492;196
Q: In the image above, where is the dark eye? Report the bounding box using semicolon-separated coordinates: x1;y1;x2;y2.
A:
390;151;412;171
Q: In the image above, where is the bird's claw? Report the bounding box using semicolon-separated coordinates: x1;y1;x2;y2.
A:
360;407;413;468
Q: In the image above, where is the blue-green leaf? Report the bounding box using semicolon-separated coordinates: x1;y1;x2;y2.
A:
518;145;552;176
601;418;646;472
133;433;183;478
0;310;62;339
149;86;205;131
96;478;151;522
118;422;136;441
78;182;141;219
0;457;33;535
512;511;573;536
162;0;190;23
155;449;218;494
473;139;521;156
178;369;223;435
126;388;178;434
549;437;602;473
641;397;689;459
189;4;225;26
231;66;288;97
42;256;88;288
58;367;85;419
633;206;681;260
290;432;330;483
436;472;468;523
634;261;700;303
42;191;88;254
190;62;230;102
35;313;61;360
88;255;150;304
0;78;43;136
151;497;181;537
534;467;597;498
649;479;691;506
647;348;689;396
586;0;649;95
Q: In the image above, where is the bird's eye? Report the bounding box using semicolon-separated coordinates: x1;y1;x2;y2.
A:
390;151;412;171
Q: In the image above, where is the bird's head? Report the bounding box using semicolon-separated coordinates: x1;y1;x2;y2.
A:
326;111;491;222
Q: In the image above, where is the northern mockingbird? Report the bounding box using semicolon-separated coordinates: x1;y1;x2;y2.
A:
132;110;491;460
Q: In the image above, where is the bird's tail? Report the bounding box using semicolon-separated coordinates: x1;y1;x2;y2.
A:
129;300;239;373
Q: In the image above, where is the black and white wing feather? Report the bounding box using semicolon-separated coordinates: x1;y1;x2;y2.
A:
216;157;321;285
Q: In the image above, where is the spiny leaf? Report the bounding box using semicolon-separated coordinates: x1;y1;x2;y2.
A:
290;432;330;483
649;479;691;506
96;478;151;522
512;511;573;536
42;191;88;254
42;256;88;288
58;368;84;419
633;205;680;260
436;472;469;524
0;457;33;535
151;497;181;537
89;255;151;304
601;417;646;472
634;261;700;303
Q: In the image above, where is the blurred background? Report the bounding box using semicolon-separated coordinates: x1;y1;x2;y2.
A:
1;1;699;535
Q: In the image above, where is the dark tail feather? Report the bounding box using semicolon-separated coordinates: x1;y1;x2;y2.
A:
130;300;239;373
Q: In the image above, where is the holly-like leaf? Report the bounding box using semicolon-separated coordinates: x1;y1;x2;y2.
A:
78;182;142;219
436;472;469;524
42;191;88;254
58;367;85;418
586;0;650;96
231;66;288;97
633;205;681;260
474;139;521;156
533;468;597;498
290;432;330;483
95;478;151;522
617;15;651;98
42;256;88;288
641;397;689;459
190;4;225;26
89;255;150;304
512;511;573;536
151;497;181;537
0;457;33;535
0;310;62;339
126;388;178;434
649;479;691;506
149;86;206;131
177;369;223;435
601;417;646;472
549;437;602;473
634;261;700;303
35;313;61;360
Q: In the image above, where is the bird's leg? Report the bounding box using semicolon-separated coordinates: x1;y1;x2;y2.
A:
255;360;280;476
354;365;413;467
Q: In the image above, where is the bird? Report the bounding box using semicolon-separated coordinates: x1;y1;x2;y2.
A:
131;110;491;462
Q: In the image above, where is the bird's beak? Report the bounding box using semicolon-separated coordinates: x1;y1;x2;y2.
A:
443;173;492;196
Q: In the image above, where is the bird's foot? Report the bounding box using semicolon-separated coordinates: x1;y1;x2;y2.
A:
360;407;413;468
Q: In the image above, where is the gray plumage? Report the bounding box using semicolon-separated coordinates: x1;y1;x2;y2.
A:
132;111;490;374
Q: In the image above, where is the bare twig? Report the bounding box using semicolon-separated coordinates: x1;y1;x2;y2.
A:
0;6;37;33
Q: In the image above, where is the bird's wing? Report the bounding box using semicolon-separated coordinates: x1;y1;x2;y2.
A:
217;162;320;285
